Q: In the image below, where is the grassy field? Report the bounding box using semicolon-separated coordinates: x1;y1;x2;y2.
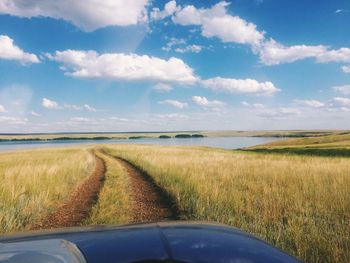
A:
1;139;349;262
85;150;132;225
0;148;95;233
246;133;350;157
104;145;350;263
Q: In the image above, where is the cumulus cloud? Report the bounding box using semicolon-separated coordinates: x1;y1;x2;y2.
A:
70;117;90;122
45;99;98;112
257;39;328;65
175;44;203;53
172;1;264;47
153;83;173;92
332;97;350;107
63;104;82;110
162;38;186;52
158;99;188;109
0;35;39;64
332;85;350;95
0;116;27;125
49;50;197;84
341;65;350;73
316;48;350;63
0;104;6;113
30;111;41;117
256;39;350;65
257;107;301;120
109;116;129;122
192;96;225;108
294;99;325;108
42;98;59;109
162;37;203;53
201;77;279;96
155;113;189;119
0;0;149;31
156;1;350;65
241;101;265;109
151;0;178;20
84;104;97;112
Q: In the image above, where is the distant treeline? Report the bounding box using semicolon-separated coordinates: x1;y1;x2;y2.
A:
162;134;204;138
0;137;116;142
0;134;205;142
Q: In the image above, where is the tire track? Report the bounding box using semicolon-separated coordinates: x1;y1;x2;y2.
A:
101;150;180;222
30;150;106;230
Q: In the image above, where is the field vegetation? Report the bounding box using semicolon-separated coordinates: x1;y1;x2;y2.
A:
246;133;350;157
1;138;349;262
85;150;132;225
0;148;95;233
104;145;350;262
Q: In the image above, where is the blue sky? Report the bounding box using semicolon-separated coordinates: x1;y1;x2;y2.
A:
0;0;350;132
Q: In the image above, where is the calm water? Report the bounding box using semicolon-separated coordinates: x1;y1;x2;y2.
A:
0;137;282;152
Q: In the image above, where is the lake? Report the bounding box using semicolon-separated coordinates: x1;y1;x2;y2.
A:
0;137;283;152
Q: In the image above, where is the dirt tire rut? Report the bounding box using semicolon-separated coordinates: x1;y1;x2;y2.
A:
30;151;106;230
102;151;179;222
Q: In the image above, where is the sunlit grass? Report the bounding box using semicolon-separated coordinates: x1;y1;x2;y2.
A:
0;148;94;233
105;145;350;263
85;150;132;225
246;133;350;157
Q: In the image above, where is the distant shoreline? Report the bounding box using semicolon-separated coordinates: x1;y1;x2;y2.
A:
0;130;348;142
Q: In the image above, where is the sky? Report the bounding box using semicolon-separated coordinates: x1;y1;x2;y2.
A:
0;0;350;133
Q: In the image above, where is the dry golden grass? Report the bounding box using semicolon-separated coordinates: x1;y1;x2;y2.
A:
0;148;94;233
85;150;132;225
105;145;350;263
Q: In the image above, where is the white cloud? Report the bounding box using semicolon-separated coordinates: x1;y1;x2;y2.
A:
0;116;27;125
341;65;350;73
109;116;129;122
257;107;301;120
257;39;327;65
84;104;97;112
49;50;197;84
201;77;280;96
241;101;265;109
332;97;350;107
172;5;201;25
294;99;325;108
162;37;202;53
175;44;203;53
316;48;350;63
0;104;6;113
332;85;350;95
42;98;59;109
151;0;178;20
0;35;39;64
155;113;189;119
0;0;149;31
64;104;82;110
257;42;350;65
192;96;225;108
334;9;343;14
63;103;97;112
30;110;41;117
70;117;90;122
158;99;188;109
153;83;173;92
163;1;350;66
258;42;350;66
172;1;264;47
162;37;186;52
